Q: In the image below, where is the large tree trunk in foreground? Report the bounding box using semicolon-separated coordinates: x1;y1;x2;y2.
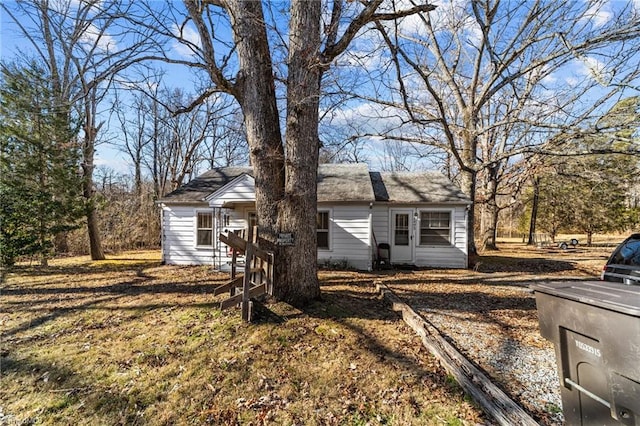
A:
229;1;322;305
226;1;322;305
277;2;322;304
186;0;436;305
227;1;322;305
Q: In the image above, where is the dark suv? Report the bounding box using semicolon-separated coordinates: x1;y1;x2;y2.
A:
601;233;640;285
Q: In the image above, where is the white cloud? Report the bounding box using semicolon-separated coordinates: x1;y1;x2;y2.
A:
565;75;580;86
323;101;404;135
583;2;614;28
421;0;483;48
172;23;202;58
79;23;117;52
578;56;613;84
541;73;558;85
50;0;107;25
563;56;613;87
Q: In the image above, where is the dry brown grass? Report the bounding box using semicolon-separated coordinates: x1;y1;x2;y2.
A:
1;251;486;426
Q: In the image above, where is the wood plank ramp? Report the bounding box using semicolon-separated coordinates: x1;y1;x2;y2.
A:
377;282;540;426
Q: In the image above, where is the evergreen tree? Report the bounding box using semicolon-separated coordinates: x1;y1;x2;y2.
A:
536;97;640;245
0;62;83;267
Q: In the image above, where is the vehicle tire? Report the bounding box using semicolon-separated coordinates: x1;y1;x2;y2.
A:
560;242;568;250
570;238;579;246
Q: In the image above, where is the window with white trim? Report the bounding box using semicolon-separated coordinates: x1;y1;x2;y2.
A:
419;211;451;245
317;211;330;250
196;211;213;247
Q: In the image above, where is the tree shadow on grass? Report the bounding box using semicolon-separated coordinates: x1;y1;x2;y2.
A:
473;255;579;274
258;282;491;424
0;354;148;425
3;262;494;424
297;273;558;424
2;263;229;340
3;260;162;279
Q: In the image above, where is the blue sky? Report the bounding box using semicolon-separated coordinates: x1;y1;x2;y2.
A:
0;1;206;174
1;0;639;177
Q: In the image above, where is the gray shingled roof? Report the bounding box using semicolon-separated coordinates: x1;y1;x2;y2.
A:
157;167;252;203
317;163;374;202
370;171;470;204
158;165;468;205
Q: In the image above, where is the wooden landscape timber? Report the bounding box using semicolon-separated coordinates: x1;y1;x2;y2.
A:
377;282;540;426
217;227;274;321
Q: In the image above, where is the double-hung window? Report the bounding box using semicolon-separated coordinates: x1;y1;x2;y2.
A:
317;211;330;250
419;211;451;245
196;211;213;247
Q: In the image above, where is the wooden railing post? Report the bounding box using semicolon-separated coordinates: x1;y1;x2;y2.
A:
241;226;254;321
216;226;273;322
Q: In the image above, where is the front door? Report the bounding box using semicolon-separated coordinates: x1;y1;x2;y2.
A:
391;209;413;263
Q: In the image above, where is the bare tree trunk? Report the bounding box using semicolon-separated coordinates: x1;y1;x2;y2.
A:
222;0;290;296
182;0;435;304
527;176;540;245
482;165;499;251
278;1;322;304
82;125;105;260
460;130;478;259
586;231;593;247
223;0;322;305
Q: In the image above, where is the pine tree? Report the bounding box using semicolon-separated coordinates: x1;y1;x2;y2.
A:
536;98;640;245
0;62;84;267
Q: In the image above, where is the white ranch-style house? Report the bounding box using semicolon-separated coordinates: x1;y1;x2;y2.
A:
157;164;471;271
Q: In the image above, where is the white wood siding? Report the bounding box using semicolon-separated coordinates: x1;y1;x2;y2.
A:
317;205;372;270
371;205;390;246
163;202;467;270
371;204;468;269
161;205;216;265
207;174;255;207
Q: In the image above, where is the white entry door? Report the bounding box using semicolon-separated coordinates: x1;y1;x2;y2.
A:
391;209;414;263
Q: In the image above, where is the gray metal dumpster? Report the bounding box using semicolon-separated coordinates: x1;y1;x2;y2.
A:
531;281;640;425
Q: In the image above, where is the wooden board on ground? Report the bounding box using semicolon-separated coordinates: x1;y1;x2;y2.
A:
377;282;540;426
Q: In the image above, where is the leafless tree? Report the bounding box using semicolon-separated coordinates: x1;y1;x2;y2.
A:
2;0;162;260
356;0;640;254
112;74;247;198
112;91;150;196
136;0;436;304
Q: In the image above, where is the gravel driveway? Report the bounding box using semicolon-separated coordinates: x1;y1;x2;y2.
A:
377;244;612;425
